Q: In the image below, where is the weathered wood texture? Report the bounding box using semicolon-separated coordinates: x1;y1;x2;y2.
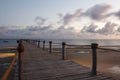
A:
20;42;113;80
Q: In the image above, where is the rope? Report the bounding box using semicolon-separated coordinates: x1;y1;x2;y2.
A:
1;52;17;80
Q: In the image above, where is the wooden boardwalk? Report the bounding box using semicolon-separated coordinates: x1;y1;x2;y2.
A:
20;42;114;80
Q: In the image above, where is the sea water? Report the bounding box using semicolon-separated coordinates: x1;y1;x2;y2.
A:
0;39;120;48
41;39;120;50
0;39;18;47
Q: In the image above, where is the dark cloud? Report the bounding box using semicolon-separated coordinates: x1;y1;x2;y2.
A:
28;26;51;32
58;13;63;18
117;27;120;32
81;23;98;33
81;22;119;35
84;4;112;20
62;9;83;25
60;4;112;26
113;10;120;19
58;26;65;29
67;27;74;30
35;16;47;25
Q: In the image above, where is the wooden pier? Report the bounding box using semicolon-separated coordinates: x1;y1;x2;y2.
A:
16;41;114;80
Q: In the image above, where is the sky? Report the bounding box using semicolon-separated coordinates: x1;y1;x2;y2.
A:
0;0;120;39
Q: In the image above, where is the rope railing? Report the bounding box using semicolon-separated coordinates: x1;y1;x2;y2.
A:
24;39;120;76
17;40;24;80
66;44;90;46
66;46;91;49
99;45;120;47
98;47;120;52
0;39;25;80
1;52;17;80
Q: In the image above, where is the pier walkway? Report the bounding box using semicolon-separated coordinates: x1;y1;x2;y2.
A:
20;42;113;80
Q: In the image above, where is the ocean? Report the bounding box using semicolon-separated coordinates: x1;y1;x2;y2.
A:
0;39;120;48
0;39;18;47
48;39;120;46
37;39;120;50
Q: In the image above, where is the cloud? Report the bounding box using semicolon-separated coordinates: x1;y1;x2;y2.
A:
35;16;47;25
113;10;120;19
117;27;120;32
28;26;51;32
1;3;120;39
62;9;83;25
22;25;53;37
0;26;8;33
84;4;112;20
58;13;63;18
97;22;118;34
0;24;120;39
81;23;98;33
80;22;119;35
60;4;112;26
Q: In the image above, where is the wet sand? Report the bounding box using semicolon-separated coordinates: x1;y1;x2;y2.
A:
65;48;120;79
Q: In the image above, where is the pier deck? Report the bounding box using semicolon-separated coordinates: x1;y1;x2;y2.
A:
20;42;113;80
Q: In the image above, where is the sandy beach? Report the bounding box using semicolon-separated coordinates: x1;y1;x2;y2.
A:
64;48;120;79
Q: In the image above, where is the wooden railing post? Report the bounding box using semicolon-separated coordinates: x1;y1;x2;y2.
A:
17;40;24;80
18;52;22;80
62;42;66;60
38;40;40;48
91;43;98;76
43;40;45;50
49;41;52;54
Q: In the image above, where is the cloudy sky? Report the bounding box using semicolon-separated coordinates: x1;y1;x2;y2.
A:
0;0;120;39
